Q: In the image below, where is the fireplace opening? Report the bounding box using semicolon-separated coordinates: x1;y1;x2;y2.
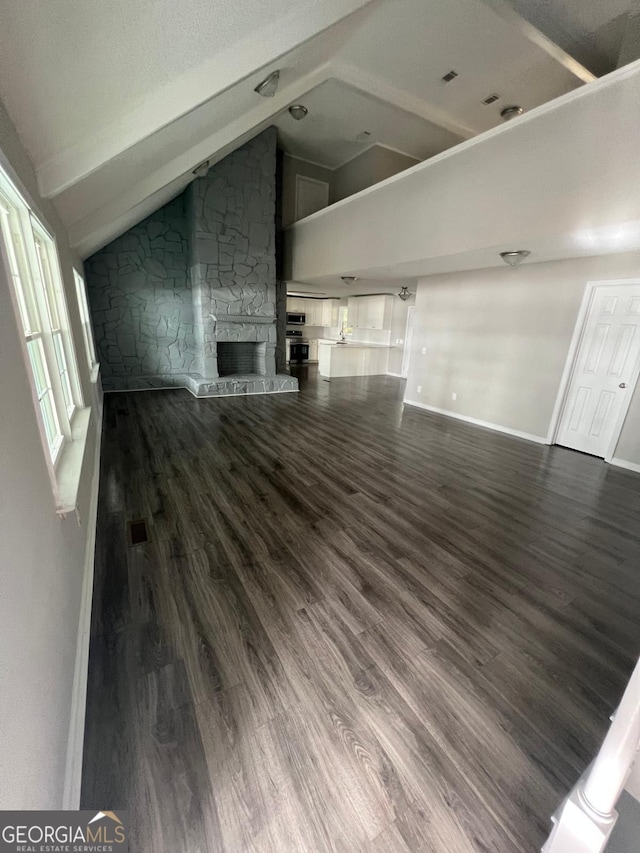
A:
217;341;267;377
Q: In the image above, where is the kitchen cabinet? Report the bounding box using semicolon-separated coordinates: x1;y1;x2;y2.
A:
308;340;319;362
306;300;324;326
347;295;392;330
287;297;339;327
322;299;338;327
318;342;390;378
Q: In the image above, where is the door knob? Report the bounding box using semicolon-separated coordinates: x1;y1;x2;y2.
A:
619;382;628;388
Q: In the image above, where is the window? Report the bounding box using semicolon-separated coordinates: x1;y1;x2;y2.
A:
73;268;98;375
0;168;83;469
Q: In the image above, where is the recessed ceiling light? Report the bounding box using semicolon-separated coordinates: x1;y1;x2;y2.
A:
482;94;500;105
500;105;524;121
341;276;357;283
288;104;308;121
442;70;458;82
254;70;280;98
356;131;371;142
500;250;530;266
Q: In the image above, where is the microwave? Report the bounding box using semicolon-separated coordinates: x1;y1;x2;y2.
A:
287;312;306;325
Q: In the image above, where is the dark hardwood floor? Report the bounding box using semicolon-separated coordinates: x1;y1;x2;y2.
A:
81;367;640;852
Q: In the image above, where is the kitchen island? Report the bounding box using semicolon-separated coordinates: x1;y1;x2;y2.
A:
318;340;390;379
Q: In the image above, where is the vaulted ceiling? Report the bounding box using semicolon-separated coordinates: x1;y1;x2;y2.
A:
0;0;632;258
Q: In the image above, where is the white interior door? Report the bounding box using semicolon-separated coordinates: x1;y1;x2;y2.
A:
401;305;415;378
295;176;329;221
555;283;640;457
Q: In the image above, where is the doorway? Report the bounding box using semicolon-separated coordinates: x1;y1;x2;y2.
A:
552;280;640;459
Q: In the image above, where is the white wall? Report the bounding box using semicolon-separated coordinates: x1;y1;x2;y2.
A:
0;98;101;808
331;145;419;204
405;253;640;463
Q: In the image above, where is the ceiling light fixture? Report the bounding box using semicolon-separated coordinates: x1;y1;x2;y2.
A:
500;250;530;266
254;70;280;98
398;286;412;301
192;159;210;178
288;104;308;121
341;276;357;284
500;105;524;121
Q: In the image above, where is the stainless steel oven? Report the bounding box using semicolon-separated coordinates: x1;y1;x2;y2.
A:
286;312;306;325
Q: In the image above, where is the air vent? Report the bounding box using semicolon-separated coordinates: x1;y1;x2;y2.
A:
128;518;149;545
482;93;500;105
441;70;458;82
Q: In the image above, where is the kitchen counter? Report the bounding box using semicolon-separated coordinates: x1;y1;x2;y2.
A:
318;340;391;378
318;340;391;348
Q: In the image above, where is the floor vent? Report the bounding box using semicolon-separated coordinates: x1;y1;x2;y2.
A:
129;518;149;546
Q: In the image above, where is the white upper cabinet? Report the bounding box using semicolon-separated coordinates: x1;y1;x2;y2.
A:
348;297;360;329
287;297;339;326
309;300;325;326
347;295;392;330
321;299;337;327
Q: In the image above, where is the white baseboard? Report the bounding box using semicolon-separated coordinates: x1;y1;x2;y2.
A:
610;457;640;474
386;371;407;378
403;399;548;445
62;406;103;810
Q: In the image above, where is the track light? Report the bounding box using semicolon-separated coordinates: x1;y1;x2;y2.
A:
254;70;280;98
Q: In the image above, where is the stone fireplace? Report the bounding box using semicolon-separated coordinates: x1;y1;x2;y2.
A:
185;128;297;397
85;127;297;398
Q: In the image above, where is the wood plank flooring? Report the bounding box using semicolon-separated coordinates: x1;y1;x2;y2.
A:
81;369;640;852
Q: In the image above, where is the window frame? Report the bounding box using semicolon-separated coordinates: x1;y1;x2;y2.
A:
0;161;89;511
73;267;99;379
30;217;84;424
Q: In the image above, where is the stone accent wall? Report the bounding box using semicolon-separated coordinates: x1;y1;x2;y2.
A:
188;128;278;379
85;128;297;398
85;195;194;389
